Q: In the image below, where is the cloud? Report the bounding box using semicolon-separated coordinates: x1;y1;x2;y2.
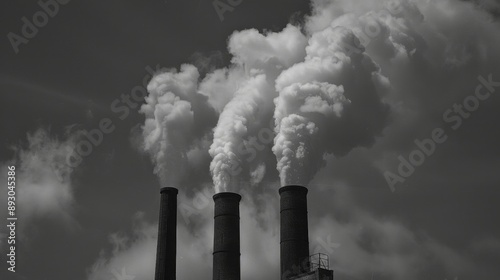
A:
0;128;79;225
86;213;157;280
0;128;81;254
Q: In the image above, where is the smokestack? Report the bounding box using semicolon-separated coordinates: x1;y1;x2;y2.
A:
213;192;242;280
279;185;310;279
155;187;178;280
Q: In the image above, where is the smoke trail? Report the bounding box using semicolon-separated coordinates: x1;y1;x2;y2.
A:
273;82;350;185
209;74;272;192
140;65;198;187
273;24;390;185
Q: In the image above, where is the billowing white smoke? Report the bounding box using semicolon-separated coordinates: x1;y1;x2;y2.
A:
209;74;272;192
140;25;310;192
273;82;350;185
205;17;392;190
207;25;307;192
140;65;198;187
273;24;390;185
143;0;494;191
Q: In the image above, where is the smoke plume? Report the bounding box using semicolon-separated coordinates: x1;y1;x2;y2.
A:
273;21;390;185
209;74;273;192
141;17;390;191
143;0;497;191
207;25;307;192
140;64;217;188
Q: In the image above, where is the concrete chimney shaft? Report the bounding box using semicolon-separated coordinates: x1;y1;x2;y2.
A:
213;192;241;280
155;187;178;280
279;185;310;279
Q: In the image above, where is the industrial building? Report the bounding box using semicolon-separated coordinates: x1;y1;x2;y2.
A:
154;185;334;280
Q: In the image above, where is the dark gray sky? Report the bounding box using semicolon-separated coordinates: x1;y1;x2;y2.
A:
1;1;500;280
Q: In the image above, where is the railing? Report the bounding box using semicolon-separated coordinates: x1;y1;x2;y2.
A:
309;253;329;271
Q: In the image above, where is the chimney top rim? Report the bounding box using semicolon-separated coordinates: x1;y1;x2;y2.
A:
160;187;179;194
279;185;308;195
213;192;242;201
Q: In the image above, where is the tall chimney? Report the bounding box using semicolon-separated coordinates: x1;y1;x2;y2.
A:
213;192;242;280
279;185;310;279
155;187;178;280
